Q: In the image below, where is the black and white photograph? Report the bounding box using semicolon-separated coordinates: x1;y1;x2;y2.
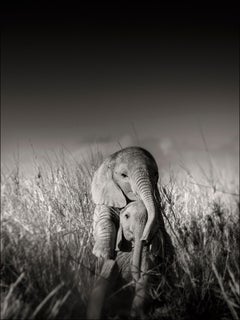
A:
1;3;239;319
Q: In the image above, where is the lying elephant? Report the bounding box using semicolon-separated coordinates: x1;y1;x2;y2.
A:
87;200;175;319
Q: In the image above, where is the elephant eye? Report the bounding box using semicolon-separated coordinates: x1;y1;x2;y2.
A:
125;213;129;219
121;173;128;178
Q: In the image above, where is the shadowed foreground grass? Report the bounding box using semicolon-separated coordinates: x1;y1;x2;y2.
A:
1;151;239;319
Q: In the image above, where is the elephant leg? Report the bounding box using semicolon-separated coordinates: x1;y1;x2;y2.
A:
104;251;134;318
93;205;119;259
131;273;149;319
87;259;116;319
131;246;150;319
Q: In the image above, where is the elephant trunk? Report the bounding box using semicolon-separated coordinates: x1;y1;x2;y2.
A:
131;169;157;242
131;212;147;282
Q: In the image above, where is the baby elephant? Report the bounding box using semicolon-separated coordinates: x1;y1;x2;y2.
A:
117;200;151;318
87;200;174;319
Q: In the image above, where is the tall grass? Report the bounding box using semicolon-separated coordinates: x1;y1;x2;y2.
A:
1;149;239;319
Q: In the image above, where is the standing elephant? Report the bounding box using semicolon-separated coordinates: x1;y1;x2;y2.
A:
91;146;167;259
87;200;175;319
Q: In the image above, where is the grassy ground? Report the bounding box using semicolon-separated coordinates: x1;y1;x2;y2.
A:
1;150;239;319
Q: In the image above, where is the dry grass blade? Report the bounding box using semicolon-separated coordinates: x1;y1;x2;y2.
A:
48;290;72;319
30;283;64;319
1;273;25;317
212;263;239;320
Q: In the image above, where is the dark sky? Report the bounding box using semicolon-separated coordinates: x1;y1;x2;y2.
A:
1;3;239;172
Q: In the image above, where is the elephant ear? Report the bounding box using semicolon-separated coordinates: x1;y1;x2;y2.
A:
115;224;132;252
115;224;123;251
91;157;127;208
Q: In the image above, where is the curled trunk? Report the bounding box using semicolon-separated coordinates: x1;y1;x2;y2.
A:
131;169;158;242
131;241;150;318
131;239;143;282
131;207;148;282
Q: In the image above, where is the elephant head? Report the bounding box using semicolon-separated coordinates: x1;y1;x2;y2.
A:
91;147;161;244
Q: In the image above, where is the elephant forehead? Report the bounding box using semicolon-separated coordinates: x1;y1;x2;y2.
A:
116;146;155;159
115;158;152;172
120;200;147;216
117;152;146;162
115;147;157;164
126;199;145;210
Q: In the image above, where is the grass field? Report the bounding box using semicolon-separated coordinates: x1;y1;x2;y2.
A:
1;149;239;319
